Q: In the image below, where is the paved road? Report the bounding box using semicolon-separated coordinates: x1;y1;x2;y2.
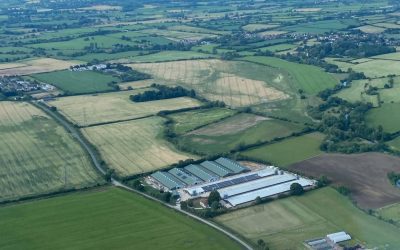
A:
33;100;253;250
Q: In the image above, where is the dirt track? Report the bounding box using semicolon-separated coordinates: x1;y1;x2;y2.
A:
290;153;400;209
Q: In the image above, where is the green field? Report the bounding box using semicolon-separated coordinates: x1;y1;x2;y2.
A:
0;102;103;202
32;70;120;94
82;117;195;176
216;188;400;250
117;51;215;63
178;113;305;155
168;108;237;134
242;56;338;94
0;187;241;250
241;132;324;167
366;103;400;133
387;136;400;151
377;203;400;227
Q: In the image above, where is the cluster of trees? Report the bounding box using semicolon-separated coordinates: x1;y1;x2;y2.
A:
181;190;227;218
130;84;195;102
387;172;400;186
308;96;389;153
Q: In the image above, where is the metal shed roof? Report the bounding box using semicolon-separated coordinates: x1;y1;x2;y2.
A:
151;171;185;190
326;232;351;243
200;161;232;177
168;168;202;186
184;164;219;182
215;157;249;174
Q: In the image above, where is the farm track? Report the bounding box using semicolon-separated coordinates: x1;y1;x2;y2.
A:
33;101;253;250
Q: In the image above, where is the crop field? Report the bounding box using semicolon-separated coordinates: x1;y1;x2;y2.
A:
242;56;338;94
215;187;400;250
290;153;400;209
115;51;215;63
82;117;194;176
282;19;359;34
178;113;305;155
49;90;201;126
0;187;240;250
31;70;120;94
0;58;80;76
258;43;297;53
371;52;400;60
241;132;324;167
0;102;102;202
131;59;290;107
242;24;279;32
366;103;400;133
356;25;386;33
388;136;400;151
168;108;237;135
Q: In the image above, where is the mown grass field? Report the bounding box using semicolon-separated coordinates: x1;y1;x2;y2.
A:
117;51;215;63
377;203;400;227
178;113;305;155
32;70;120;94
132;59;289;107
50;90;201;126
0;187;241;250
82;117;195;176
168;108;237;135
0;102;103;202
215;188;400;250
240;132;324;167
366;103;400;133
242;56;338;94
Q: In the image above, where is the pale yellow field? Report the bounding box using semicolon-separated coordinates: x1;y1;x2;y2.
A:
257;30;288;37
356;25;386;34
79;5;122;11
118;79;155;90
0;102;102;202
130;59;288;107
0;58;81;76
82;117;194;176
242;24;279;32
294;8;322;12
50;89;201;126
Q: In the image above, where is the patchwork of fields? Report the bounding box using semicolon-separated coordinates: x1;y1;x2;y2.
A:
0;188;241;250
216;188;400;250
0;58;81;76
49;90;201;126
0;102;103;202
178;113;306;155
82;117;195;176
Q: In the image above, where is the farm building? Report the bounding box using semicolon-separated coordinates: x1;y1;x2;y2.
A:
215;157;249;174
326;232;351;244
150;171;185;190
200;161;232;177
168;168;202;186
184;164;219;182
184;167;315;207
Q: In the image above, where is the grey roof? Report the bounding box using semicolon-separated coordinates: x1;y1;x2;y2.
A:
151;171;185;190
215;157;249;174
168;168;202;186
184;164;219;182
200;161;232;177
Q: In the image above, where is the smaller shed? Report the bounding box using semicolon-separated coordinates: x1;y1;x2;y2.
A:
200;161;232;177
151;171;185;190
184;164;219;182
326;232;351;244
168;168;202;186
215;157;249;174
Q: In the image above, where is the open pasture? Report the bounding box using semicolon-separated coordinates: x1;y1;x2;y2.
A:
356;25;386;34
131;59;289;107
366;103;400;133
216;188;400;250
119;51;215;63
168;108;237;135
82;117;194;176
31;70;120;94
241;132;324;167
50;90;201;126
377;203;400;227
290;153;400;209
242;24;279;32
0;102;102;202
242;56;337;94
178;113;305;155
0;58;80;76
0;187;240;250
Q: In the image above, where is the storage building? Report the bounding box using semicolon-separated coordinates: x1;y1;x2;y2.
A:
151;171;185;190
184;164;219;182
215;157;249;174
168;168;202;186
200;161;232;177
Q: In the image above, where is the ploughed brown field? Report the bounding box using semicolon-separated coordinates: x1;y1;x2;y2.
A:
289;153;400;209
